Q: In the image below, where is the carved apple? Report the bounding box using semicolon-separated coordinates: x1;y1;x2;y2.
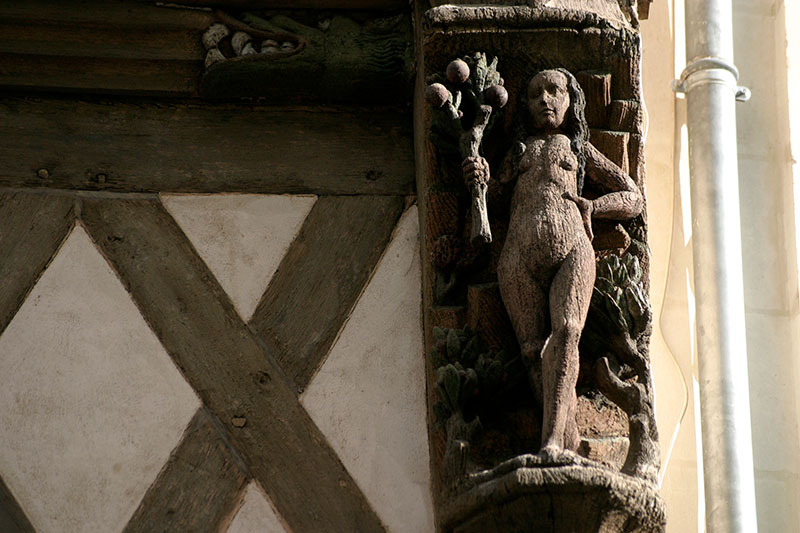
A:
446;59;470;84
484;85;508;109
426;83;450;108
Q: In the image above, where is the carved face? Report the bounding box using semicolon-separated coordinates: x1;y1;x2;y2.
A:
527;70;570;131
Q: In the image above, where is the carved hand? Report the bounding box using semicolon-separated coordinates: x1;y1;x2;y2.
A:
462;156;490;186
563;191;594;241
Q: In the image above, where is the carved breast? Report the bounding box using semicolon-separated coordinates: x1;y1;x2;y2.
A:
518;134;578;191
505;133;584;269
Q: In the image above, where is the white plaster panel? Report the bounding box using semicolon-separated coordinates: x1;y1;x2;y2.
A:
744;312;800;474
753;470;800;533
226;482;287;533
162;194;316;320
734;9;781;159
737;157;790;312
0;226;200;533
301;206;434;533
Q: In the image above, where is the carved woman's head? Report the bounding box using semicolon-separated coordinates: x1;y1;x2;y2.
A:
527;70;570;130
525;69;586;138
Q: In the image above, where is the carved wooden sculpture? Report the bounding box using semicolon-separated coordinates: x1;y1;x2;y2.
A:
465;69;643;459
421;5;665;531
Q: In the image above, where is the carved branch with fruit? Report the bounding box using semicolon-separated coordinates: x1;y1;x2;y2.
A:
426;53;508;243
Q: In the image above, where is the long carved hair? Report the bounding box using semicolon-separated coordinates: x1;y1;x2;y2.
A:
515;68;589;193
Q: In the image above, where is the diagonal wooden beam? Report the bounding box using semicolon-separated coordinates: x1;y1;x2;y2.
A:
80;197;384;533
0;191;75;336
123;408;249;533
0;191;71;532
0;476;35;533
249;195;405;392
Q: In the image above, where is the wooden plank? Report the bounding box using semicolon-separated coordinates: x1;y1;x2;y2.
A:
249;196;404;392
638;0;653;20
165;0;407;10
80;197;385;533
124;408;249;533
0;23;204;62
608;100;641;133
0;54;200;96
0;97;414;195
628;133;645;189
0;476;35;533
0;0;210;94
0;191;74;335
576;71;611;129
466;283;515;353
0;1;214;30
589;129;630;176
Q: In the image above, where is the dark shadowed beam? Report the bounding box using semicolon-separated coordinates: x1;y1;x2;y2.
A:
124;408;249;533
80;197;385;533
0;97;414;195
249;195;405;392
0;477;35;533
0;55;201;97
0;191;75;335
0;0;212;96
151;0;407;10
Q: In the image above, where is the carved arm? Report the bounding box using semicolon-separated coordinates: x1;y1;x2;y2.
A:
584;142;643;220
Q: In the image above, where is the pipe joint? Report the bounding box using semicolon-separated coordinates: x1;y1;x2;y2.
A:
673;56;751;102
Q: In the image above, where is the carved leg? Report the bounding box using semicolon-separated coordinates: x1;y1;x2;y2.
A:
497;245;548;406
540;242;595;455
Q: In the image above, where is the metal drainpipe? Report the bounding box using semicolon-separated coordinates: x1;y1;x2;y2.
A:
673;0;758;530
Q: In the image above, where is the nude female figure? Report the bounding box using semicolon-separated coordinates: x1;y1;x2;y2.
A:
464;69;643;459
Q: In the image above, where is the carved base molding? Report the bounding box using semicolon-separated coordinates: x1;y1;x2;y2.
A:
441;455;665;533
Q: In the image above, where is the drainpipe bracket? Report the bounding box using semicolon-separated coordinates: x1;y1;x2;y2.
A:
672;56;750;102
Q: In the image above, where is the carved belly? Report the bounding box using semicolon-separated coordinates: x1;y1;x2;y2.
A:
503;190;584;272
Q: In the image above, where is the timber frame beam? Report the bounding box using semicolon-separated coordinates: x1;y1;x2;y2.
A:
0;97;414;195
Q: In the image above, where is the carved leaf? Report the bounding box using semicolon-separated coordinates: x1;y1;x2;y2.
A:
446;329;462;362
442;364;461;412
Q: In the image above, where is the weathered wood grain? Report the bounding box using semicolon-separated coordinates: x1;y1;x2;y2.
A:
0;0;211;95
168;0;407;9
0;97;414;195
609;100;641;133
0;191;74;335
124;408;249;533
576;71;611;129
589;129;630;176
0;476;35;533
0;24;203;62
0;1;213;29
466;283;515;353
250;195;405;392
430;306;466;331
628;133;645;189
0;54;201;96
80;197;385;533
426;189;460;242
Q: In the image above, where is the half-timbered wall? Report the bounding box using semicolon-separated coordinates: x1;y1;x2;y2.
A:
0;2;435;531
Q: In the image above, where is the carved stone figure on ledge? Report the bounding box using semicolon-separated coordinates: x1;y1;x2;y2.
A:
463;69;643;460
